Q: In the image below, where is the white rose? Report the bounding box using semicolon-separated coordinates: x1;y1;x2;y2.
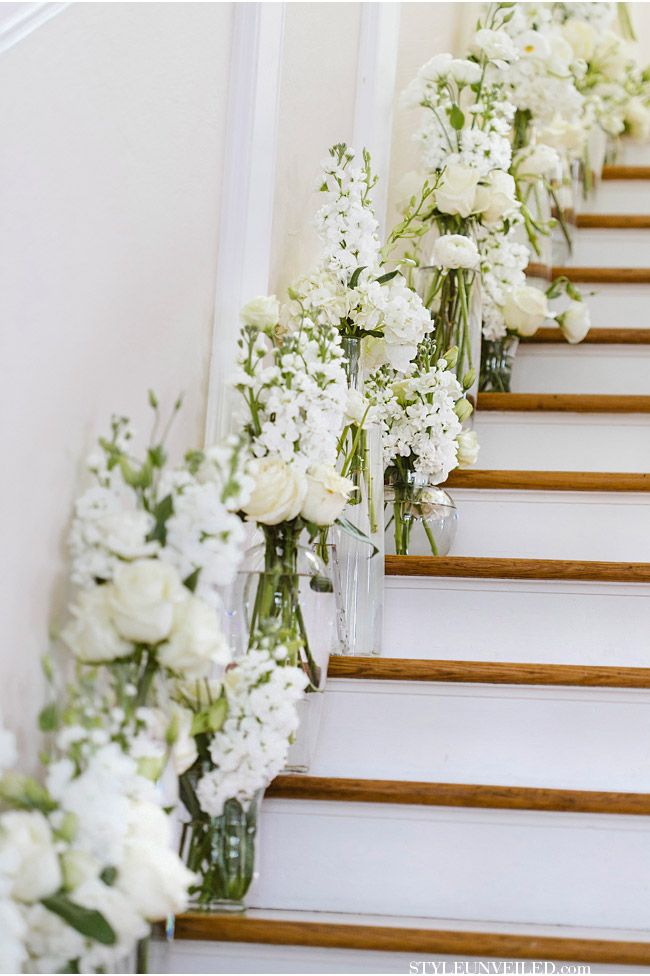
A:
0;811;62;902
448;58;482;85
502;285;549;336
474;170;518;225
472;28;518;63
240;295;280;329
109;559;187;645
536;115;586;155
562;19;597;61
62;586;133;663
625;98;650;141
242;457;307;525
435;165;482;219
514;144;560;181
167;705;198;775
457;430;480;468
432;234;480;271
300;465;355;527
94;510;159;560
559;302;591;344
159;595;230;678
117;803;194;919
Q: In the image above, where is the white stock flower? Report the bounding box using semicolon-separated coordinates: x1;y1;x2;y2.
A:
418;52;454;82
457;430;480;467
472;28;518;63
62;586;133;663
503;285;549;336
0;897;26;974
0;811;62;902
448;58;482;85
432;234;480;271
159;595;230;679
562;18;597;61
109;559;187;645
435;164;482;218
559;302;591;344
242;457;307;525
536;115;586;155
93;510;159;561
474;170;518;225
240;295;280;329
300;465;354;527
514;144;560;181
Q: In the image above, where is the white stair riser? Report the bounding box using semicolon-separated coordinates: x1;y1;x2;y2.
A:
609;143;649;166
570;229;650;266
250;801;650;930
581;180;650;214
313;680;650;790
512;346;650;395
384;577;650;666
152;941;650;975
581;284;650;329
474;413;650;471
441;490;650;561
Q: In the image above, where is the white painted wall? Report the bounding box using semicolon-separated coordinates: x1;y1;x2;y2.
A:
0;2;235;762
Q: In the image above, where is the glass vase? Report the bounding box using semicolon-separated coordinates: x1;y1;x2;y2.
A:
333;336;384;657
384;471;458;557
416;258;482;403
517;177;553;280
479;335;519;393
549;153;575;265
180;790;263;912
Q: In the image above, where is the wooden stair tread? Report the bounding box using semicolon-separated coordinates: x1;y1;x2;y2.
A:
446;470;650;491
525;327;650;344
576;213;650;229
478;392;650;412
266;775;650;815
386;555;650;583
328;657;650;688
602;165;650;180
526;264;650;283
172;911;650;965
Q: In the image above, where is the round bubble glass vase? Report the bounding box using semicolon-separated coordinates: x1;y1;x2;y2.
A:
384;470;458;557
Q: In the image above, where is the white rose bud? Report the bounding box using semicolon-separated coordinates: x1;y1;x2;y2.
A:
240;295;280;329
558;301;591;344
457;430;480;468
435;164;482;219
432;234;480;271
159;595;230;679
474;170;518;225
502;285;549;336
472;28;518;63
300;465;355;527
1;811;62;902
62;586;133;663
242;457;307;525
109;559;187;645
166;705;199;774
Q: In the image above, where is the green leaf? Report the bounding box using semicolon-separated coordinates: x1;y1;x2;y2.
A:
148;390;159;409
146;493;174;545
449;104;465;130
375;270;400;285
38;703;59;733
335;517;379;557
183;567;201;593
41;894;116;946
100;866;117;886
349;266;366;289
191;698;228;736
147;444;167;469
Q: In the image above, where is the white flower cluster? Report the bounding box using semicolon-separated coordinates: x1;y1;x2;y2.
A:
0;714;193;974
368;353;476;483
296;145;433;373
196;645;307;817
477;223;531;340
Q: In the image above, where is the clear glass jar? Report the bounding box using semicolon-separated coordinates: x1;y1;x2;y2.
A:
549;153;575;265
384;471;458;557
479;335;519;393
180;790;263;912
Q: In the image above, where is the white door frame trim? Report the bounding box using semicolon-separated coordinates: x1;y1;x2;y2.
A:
205;1;285;445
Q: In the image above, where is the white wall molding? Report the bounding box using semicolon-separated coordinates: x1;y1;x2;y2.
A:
205;2;285;445
0;3;68;55
352;2;401;234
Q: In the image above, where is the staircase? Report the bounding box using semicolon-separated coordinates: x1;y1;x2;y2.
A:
154;166;650;973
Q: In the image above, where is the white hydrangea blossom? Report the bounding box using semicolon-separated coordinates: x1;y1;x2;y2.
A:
196;645;307;817
368;356;467;484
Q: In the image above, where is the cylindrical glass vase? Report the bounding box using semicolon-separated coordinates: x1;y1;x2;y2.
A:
517;178;553;280
479;335;519;393
549;154;575;265
334;336;384;657
180;790;263;913
384;471;458;557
